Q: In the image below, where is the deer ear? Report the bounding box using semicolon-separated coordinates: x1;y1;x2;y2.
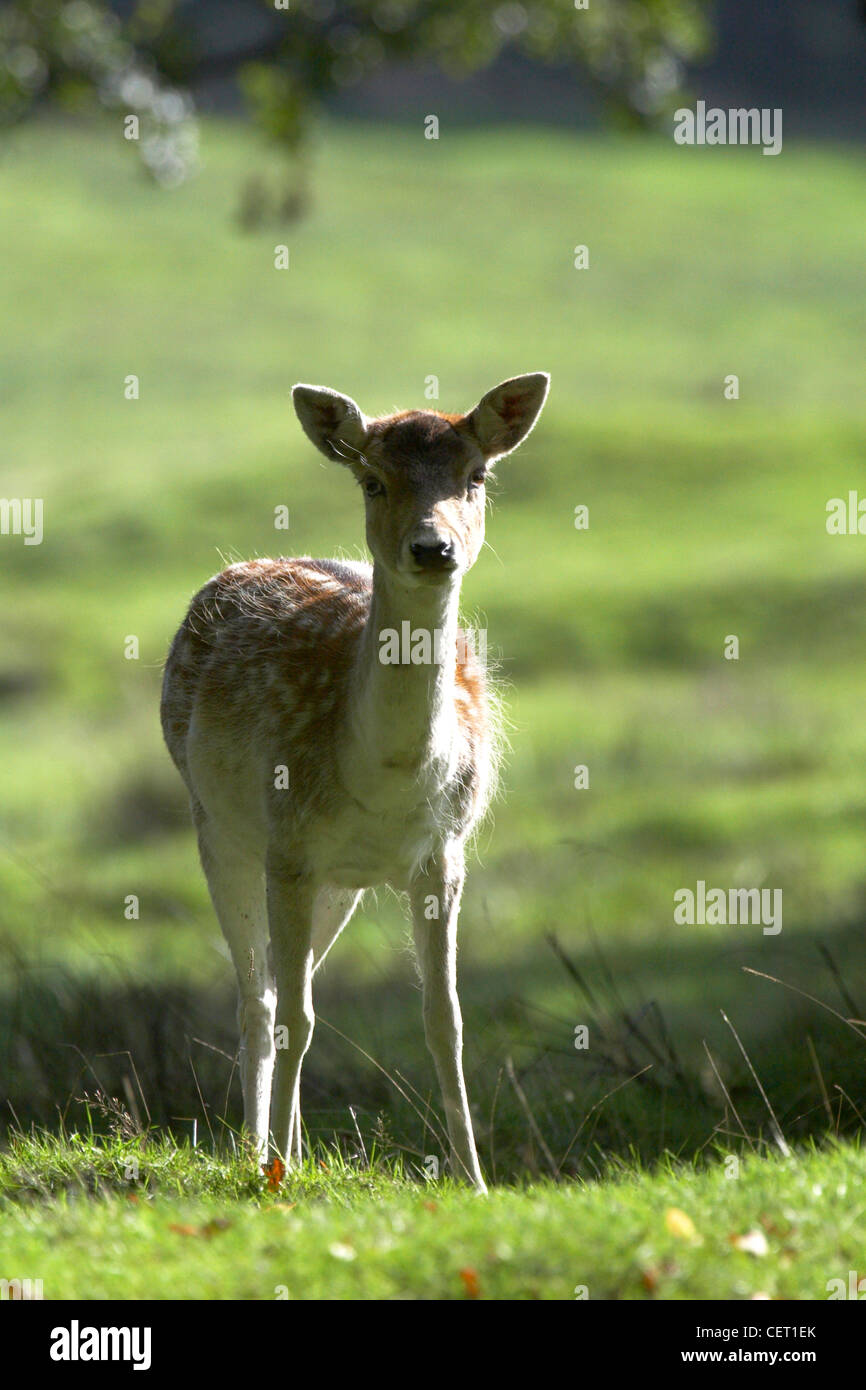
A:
292;384;369;463
467;372;550;459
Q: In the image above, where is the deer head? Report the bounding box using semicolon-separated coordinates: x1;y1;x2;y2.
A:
292;374;550;588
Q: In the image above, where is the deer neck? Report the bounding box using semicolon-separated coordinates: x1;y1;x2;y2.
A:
347;562;461;794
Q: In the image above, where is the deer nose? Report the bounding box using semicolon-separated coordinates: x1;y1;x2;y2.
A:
410;538;456;570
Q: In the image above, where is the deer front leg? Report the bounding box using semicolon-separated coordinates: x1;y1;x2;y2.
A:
266;852;316;1166
409;844;487;1194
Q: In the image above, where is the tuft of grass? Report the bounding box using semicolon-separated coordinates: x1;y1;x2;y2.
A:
0;1129;410;1208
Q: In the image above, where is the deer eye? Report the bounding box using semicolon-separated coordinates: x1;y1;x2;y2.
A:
363;475;385;498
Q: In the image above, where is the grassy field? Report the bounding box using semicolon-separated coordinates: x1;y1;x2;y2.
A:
1;114;865;1297
1;1134;864;1300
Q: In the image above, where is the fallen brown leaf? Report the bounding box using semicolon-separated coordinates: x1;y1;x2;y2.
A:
262;1157;285;1192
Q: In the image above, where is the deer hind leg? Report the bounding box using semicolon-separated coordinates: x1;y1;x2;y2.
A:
266;851;316;1166
408;843;487;1194
195;812;275;1155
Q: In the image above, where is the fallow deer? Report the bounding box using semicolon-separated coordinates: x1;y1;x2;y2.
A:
160;373;550;1193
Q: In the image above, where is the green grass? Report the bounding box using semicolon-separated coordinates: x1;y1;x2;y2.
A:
2;1133;864;1299
1;113;865;1295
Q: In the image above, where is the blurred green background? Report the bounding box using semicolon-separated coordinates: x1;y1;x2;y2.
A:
2;3;866;1180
